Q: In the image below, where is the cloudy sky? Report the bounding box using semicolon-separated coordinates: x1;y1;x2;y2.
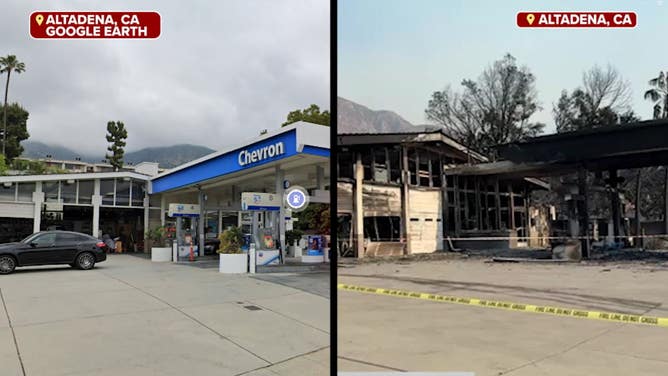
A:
2;0;329;156
340;0;668;134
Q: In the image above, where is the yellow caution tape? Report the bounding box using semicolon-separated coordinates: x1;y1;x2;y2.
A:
338;283;668;328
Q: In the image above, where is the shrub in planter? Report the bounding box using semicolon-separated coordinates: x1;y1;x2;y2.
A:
218;226;243;254
147;226;172;262
146;226;170;248
217;226;247;273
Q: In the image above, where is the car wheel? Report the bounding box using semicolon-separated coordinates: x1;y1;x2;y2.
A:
75;252;96;270
0;255;16;274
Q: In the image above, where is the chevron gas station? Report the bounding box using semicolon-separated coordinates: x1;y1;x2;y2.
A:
147;121;330;270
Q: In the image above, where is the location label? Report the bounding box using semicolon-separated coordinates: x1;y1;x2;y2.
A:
517;12;637;28
30;11;161;39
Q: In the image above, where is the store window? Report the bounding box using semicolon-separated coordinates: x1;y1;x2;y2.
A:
17;183;35;202
389;147;401;184
431;156;442;187
131;181;145;206
149;194;161;208
0;218;33;243
78;180;93;205
337;214;353;257
115;179;130;206
418;152;431;187
373;148;388;183
363;216;401;242
408;149;417;185
61;181;76;204
0;183;15;201
337;148;354;179
100;179;114;205
361;151;373;181
44;181;60;203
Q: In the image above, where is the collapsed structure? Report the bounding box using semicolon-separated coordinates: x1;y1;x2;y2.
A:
338;119;668;259
337;126;549;258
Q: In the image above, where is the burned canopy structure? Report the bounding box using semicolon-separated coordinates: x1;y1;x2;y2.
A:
446;118;668;258
336;126;549;258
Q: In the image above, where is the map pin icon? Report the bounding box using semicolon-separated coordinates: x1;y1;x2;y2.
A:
36;14;44;26
526;13;535;25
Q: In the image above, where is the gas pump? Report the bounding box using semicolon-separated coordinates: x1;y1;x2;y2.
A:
238;211;254;252
168;203;201;262
240;192;282;266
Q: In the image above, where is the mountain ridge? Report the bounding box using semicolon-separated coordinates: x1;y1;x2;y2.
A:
337;97;418;134
20;141;216;168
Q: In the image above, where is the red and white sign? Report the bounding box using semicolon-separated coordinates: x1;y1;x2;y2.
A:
30;11;161;39
517;12;636;28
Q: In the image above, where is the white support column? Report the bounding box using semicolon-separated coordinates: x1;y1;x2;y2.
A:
232;185;239;210
92;179;101;238
198;189;205;258
160;194;166;227
316;165;324;190
275;166;285;262
355;152;365;258
143;193;150;252
32;182;44;234
218;209;223;235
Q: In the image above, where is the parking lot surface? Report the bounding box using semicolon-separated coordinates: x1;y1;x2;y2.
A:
338;258;668;375
0;254;329;376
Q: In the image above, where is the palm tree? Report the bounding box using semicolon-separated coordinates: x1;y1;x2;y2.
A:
0;55;26;156
644;71;668;119
645;71;668;234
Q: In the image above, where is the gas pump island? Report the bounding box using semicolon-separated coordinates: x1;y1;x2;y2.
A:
240;185;323;266
167;185;323;266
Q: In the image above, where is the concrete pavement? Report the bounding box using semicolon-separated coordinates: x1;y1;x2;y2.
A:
338;258;668;375
0;254;329;376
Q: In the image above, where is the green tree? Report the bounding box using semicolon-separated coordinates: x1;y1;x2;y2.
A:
293;203;330;235
105;121;128;171
28;160;46;174
425;53;544;156
553;65;633;133
644;71;668;119
11;159;48;174
282;104;330;127
0;155;8;175
0;55;26;156
0;103;30;162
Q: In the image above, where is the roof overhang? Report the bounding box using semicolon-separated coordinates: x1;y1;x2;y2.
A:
338;131;488;162
149;122;329;194
0;171;151;183
495;118;668;171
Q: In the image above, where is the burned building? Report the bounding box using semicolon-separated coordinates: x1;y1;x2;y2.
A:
446;118;668;258
337;126;550;258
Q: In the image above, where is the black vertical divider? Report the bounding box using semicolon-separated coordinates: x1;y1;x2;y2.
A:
329;1;338;374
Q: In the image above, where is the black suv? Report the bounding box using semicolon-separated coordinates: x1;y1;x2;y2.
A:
0;231;107;274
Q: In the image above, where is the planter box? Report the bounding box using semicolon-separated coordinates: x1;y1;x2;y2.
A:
219;253;248;273
151;247;172;262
